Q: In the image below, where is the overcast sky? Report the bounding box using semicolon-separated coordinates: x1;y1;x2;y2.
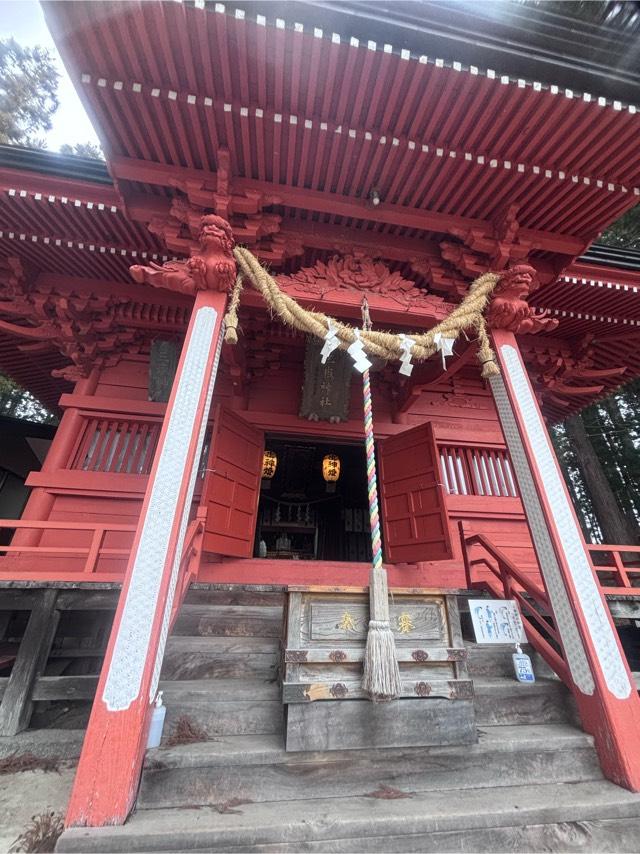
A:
1;0;101;151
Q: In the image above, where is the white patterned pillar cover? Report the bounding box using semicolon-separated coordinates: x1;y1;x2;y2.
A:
67;283;230;826
489;327;640;791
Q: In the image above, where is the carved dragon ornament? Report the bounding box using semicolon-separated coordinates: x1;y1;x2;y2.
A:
130;214;236;295
486;264;558;334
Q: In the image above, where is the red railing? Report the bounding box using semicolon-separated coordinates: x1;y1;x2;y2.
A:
169;509;206;630
439;445;518;497
587;543;640;596
0;519;136;576
0;513;207;589
69;417;162;475
460;524;570;683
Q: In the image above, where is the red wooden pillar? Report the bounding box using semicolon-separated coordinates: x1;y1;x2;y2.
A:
65;216;235;826
489;324;640;791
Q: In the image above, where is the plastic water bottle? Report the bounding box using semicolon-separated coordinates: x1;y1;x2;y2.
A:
512;644;535;683
147;691;166;748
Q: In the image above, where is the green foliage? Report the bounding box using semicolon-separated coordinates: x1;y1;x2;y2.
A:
0;38;59;148
0;375;57;424
59;141;104;160
600;206;640;250
551;423;602;540
556;383;640;543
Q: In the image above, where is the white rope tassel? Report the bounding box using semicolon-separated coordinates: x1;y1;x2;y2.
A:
362;564;402;702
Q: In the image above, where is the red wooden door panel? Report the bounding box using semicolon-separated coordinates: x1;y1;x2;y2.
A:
379;422;453;563
203;407;264;557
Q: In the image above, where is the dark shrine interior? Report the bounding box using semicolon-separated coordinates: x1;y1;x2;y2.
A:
254;436;373;562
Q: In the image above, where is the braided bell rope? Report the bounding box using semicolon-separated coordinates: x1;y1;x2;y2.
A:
360;301;384;571
229;246;502;378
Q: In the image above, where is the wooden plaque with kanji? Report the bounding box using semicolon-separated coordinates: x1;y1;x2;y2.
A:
299;338;352;423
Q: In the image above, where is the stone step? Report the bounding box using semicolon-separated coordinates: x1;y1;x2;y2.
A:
473;677;577;726
0;727;85;761
56;780;640;852
185;587;286;607
172;605;282;638
161;636;279;680
138;723;601;810
161;679;282;739
465;643;555;679
157;675;573;741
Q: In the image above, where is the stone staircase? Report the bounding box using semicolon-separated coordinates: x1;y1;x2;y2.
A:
57;587;640;853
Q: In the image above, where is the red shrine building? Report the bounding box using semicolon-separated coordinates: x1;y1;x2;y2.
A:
2;2;640;850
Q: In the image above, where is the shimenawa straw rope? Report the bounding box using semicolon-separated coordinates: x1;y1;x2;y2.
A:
228;246;502;378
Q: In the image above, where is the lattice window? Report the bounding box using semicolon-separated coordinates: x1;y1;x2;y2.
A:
439;445;518;498
71;418;162;474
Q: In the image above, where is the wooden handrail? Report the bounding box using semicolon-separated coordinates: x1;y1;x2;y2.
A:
588;544;640;553
168;513;206;632
459;522;570;684
585;543;640;593
464;533;548;601
0;519;137;576
58;394;167;418
0;519;136;531
0;515;209;583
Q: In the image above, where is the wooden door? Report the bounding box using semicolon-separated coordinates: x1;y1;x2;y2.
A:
202;407;264;557
379;422;453;563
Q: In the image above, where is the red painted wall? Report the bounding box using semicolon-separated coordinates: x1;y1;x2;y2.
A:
0;343;536;587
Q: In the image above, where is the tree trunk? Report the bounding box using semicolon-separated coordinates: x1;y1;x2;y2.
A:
602;396;640;503
564;414;638;545
582;404;640;522
551;425;602;540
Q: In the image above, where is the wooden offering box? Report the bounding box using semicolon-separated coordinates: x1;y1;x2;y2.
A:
282;586;477;751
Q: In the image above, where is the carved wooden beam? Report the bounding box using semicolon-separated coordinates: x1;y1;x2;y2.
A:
0;258;169;375
563;366;627;380
112;156;586;256
395;345;477;414
544;381;605;396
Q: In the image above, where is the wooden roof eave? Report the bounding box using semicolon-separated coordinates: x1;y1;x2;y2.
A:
41;1;640;247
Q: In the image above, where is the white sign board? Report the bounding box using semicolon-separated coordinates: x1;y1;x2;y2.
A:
468;599;526;644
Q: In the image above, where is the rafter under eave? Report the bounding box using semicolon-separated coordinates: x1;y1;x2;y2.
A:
112;156;588;257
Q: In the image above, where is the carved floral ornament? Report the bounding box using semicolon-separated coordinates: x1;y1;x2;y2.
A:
275;252;451;315
123;227;560;390
0;212;573;391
